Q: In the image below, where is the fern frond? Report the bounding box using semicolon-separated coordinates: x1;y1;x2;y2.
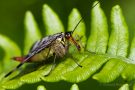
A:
0;1;134;90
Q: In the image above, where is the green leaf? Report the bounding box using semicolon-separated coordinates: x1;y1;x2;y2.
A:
68;8;86;46
128;35;135;63
107;5;129;57
41;52;89;82
20;70;42;83
42;4;64;35
2;79;23;89
133;83;135;90
70;84;79;90
24;11;42;54
0;73;4;82
63;54;110;83
0;87;5;90
0;35;21;73
118;84;129;90
20;64;51;83
1;1;135;90
37;85;46;90
93;5;129;83
86;2;108;54
93;58;127;83
121;64;135;81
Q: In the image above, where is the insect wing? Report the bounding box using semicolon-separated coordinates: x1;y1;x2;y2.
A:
29;40;41;52
24;33;63;62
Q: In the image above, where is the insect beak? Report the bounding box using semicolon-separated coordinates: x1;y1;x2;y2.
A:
69;36;81;51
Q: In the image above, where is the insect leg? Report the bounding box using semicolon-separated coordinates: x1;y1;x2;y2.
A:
4;53;35;77
4;63;23;77
72;57;82;68
45;54;56;76
45;46;51;60
75;35;86;50
66;54;82;68
63;40;82;67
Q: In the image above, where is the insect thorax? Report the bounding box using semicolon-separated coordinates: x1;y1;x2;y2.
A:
51;36;68;58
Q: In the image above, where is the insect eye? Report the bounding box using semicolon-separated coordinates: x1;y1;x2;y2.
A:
65;32;71;39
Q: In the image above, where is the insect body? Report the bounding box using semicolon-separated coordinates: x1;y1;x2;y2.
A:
4;2;99;77
14;32;80;62
5;32;81;77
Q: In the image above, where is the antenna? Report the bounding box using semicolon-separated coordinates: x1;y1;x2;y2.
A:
72;1;100;33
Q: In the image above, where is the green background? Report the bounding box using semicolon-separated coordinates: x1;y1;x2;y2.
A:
0;0;134;90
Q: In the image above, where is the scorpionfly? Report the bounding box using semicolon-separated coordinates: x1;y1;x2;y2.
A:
4;1;99;77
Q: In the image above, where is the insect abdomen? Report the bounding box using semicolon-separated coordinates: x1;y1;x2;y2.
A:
29;48;53;62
